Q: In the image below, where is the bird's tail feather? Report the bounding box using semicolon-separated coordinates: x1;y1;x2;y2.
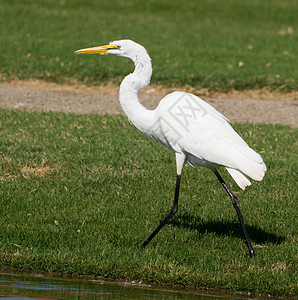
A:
225;144;267;188
226;167;251;190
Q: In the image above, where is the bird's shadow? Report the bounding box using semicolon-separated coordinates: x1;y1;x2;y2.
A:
170;212;285;245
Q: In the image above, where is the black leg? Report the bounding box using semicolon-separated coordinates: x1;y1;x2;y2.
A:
214;170;255;258
141;174;181;248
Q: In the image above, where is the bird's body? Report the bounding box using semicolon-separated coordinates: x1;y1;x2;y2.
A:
75;39;266;257
146;91;265;189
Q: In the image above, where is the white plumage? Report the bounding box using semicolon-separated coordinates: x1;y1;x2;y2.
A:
75;39;266;257
156;91;266;189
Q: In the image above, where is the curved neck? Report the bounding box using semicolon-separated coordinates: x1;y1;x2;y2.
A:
119;52;157;133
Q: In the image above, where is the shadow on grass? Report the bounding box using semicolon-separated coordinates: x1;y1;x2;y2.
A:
171;213;285;245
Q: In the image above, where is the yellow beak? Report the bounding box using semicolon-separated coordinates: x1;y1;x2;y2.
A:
74;44;120;54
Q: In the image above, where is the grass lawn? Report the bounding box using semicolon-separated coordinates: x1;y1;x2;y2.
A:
0;0;297;296
0;0;297;91
0;109;297;296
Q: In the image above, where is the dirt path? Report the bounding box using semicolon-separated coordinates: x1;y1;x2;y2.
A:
0;80;297;127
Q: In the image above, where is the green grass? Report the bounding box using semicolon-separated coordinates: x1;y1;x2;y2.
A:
0;0;297;91
0;109;297;296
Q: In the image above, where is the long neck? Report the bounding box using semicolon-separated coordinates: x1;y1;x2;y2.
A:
119;52;157;133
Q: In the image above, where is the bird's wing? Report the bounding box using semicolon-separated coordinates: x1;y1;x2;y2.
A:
157;91;247;148
156;92;266;181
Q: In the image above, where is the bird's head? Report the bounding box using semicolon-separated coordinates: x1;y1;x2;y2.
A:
74;39;147;60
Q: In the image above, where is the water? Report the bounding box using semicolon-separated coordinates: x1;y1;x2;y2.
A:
0;269;262;300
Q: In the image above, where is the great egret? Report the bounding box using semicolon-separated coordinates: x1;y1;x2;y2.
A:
75;39;266;257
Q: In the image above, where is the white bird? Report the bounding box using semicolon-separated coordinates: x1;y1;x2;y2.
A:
75;39;266;257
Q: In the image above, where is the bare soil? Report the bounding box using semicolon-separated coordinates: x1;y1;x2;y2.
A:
0;80;297;127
